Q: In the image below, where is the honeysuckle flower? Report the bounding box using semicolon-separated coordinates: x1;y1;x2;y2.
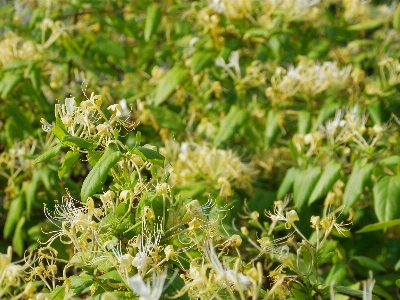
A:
204;240;252;291
215;51;241;80
363;271;375;300
285;210;299;229
128;271;167;300
131;230;162;275
108;104;123;117
118;98;130;116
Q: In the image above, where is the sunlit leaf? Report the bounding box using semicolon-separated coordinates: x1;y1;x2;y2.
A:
81;148;121;202
373;175;400;222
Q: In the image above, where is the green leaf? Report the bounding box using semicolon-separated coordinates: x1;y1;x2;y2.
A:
373;175;400;222
347;19;385;31
98;270;122;282
277;167;297;200
367;102;383;125
191;51;215;74
394;3;400;30
58;151;80;179
12;216;26;256
357;219;400;233
62;135;96;149
6;103;34;134
81;148;121;202
351;256;386;272
147;106;185;131
144;4;162;41
154;66;188;106
131;146;165;167
34;144;62;164
2;60;29;70
264;109;281;149
52;126;69;141
0;71;23;98
396;279;400;288
326;263;347;284
3;196;24;238
343;160;373;212
51;286;65;300
309;161;341;205
214;106;248;147
23;170;41;219
298;111;311;134
333;285;380;300
87;150;103;167
380;155;400;167
69;275;94;294
293;166;321;209
91;37;126;58
291;289;312;300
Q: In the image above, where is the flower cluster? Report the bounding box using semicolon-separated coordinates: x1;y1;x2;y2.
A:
161;141;257;197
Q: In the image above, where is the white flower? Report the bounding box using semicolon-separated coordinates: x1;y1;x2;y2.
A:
204;240;252;291
65;97;76;115
118;98;130;116
128;271;167;300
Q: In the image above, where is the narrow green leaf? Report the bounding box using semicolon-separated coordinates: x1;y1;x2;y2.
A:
69;275;94;294
298;111;311;134
380;155;400;167
396;279;400;288
347;19;385;31
373;175;400;222
58;151;80;179
12;216;26;256
132;146;165;167
51;286;65;300
394;3;400;30
293;166;321;209
144;4;162;41
334;285;380;300
62;135;96;149
351;256;386;272
291;289;311;300
23;170;41;219
98;270;123;282
191;51;215;74
91;37;126;58
343;160;373;212
277;167;297;200
309;161;341;205
357;219;400;233
367;102;383;125
214;106;248;147
325;263;347;284
154;67;188;106
87;150;103;167
34;144;62;164
1;71;23;98
52;126;69;141
81;148;121;202
3;196;24;238
6;103;34;134
147;105;184;131
2;60;29;70
264;109;281;149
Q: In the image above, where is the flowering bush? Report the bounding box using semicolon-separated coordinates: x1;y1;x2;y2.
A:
1;0;400;299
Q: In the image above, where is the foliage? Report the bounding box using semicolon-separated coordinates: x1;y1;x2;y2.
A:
1;0;400;299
